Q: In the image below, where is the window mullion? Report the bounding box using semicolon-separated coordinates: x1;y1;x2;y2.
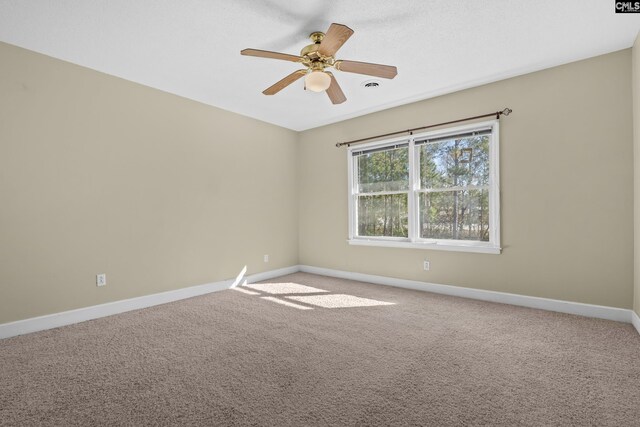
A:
354;190;408;196
348;152;357;239
408;137;417;242
489;123;500;248
417;185;490;193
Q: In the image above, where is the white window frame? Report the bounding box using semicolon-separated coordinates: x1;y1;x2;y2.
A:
347;120;501;254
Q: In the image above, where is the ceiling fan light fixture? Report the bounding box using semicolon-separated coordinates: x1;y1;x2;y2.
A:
305;70;331;92
242;23;397;104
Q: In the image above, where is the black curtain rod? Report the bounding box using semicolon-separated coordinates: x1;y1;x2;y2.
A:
335;108;512;147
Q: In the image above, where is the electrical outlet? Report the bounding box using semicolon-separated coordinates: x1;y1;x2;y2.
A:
96;274;106;287
263;254;269;263
423;261;430;271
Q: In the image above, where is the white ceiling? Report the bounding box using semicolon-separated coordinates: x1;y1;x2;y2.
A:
0;1;639;131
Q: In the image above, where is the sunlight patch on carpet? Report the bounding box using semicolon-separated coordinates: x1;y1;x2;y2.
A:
286;294;395;308
232;287;260;295
261;296;313;310
245;282;328;295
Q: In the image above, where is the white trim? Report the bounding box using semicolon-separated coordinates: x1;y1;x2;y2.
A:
354;190;409;196
3;264;635;340
244;265;299;284
347;120;500;254
347;149;355;240
411;120;496;144
632;311;640;336
347;238;501;254
490;121;501;248
416;185;490;193
298;265;633;323
349;135;411;153
0;265;299;340
408;136;418;241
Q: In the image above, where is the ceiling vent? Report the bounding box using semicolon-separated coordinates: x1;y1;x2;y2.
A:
362;79;382;88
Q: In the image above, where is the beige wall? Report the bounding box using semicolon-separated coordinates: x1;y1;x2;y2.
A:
1;41;635;325
299;49;634;309
0;42;299;324
634;33;640;317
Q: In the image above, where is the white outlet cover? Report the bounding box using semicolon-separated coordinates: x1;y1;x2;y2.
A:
96;274;106;287
423;261;430;271
263;255;269;263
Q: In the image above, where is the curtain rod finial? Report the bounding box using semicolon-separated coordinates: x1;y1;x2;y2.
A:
502;108;512;116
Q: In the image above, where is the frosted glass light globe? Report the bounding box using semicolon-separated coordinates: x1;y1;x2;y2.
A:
305;71;331;92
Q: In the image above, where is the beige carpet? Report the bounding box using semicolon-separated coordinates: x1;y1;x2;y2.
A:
1;272;639;426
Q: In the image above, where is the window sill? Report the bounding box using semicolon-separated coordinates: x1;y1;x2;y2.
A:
347;238;501;254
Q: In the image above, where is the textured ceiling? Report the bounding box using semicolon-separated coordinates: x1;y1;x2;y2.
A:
0;1;639;131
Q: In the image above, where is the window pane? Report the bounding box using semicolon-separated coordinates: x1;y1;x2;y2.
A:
419;190;489;241
357;194;408;237
357;146;409;193
419;136;489;189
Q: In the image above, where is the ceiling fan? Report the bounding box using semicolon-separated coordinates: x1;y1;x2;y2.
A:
241;23;398;104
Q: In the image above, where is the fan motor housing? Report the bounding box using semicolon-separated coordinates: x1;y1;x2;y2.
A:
300;43;320;58
300;32;332;63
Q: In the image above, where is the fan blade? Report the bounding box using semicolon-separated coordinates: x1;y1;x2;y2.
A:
241;48;302;63
318;23;354;57
335;60;397;79
262;70;306;95
325;72;346;104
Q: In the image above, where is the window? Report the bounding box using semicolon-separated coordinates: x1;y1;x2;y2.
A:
347;120;500;254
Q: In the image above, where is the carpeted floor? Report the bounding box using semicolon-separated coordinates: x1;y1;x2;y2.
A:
1;272;639;426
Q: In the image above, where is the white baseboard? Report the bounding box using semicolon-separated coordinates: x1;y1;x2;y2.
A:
0;265;297;340
3;264;637;340
245;265;299;284
298;265;634;324
632;311;640;335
